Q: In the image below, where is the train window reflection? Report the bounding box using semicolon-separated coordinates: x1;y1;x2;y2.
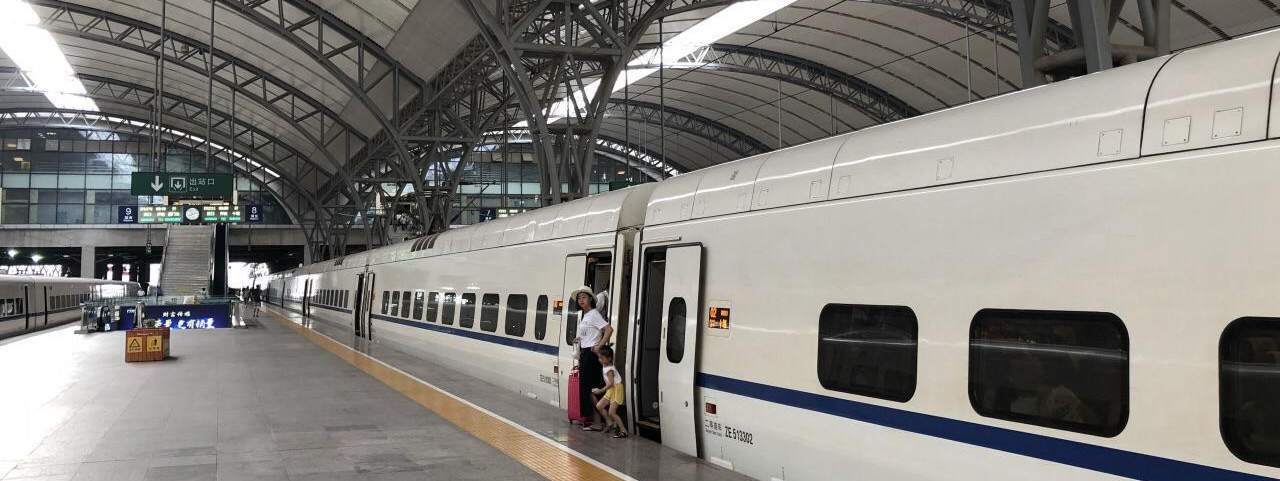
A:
969;309;1128;437
667;298;686;363
390;291;401;317
412;291;425;320
401;291;411;317
427;292;439;323
460;293;476;328
534;295;548;340
480;294;500;332
381;291;389;314
505;295;527;337
442;292;456;325
1221;317;1280;468
817;304;917;403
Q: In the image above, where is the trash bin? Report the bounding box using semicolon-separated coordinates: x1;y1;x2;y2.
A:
125;327;170;362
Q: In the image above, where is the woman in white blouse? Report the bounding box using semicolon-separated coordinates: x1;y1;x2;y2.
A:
571;286;613;431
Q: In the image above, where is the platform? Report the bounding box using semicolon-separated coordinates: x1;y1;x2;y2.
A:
0;305;751;481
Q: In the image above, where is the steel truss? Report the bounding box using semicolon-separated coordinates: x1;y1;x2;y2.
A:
28;0;378;256
1013;0;1171;85
627;43;921;124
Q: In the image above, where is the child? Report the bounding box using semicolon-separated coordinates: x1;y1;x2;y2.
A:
591;346;629;438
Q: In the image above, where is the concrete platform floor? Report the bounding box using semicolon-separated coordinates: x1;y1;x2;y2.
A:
265;305;752;481
0;319;544;481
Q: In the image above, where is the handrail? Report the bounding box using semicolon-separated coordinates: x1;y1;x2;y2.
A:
158;224;172;294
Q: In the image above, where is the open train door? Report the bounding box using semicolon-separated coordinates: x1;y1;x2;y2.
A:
557;254;587;409
352;272;366;338
658;244;702;457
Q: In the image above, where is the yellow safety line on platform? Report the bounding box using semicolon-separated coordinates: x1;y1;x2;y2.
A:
266;309;633;481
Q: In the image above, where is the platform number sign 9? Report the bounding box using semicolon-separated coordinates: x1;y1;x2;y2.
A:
708;307;730;329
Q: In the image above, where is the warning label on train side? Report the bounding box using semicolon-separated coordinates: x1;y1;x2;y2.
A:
126;337;143;353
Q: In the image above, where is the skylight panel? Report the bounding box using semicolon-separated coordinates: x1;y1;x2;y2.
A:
0;0;98;111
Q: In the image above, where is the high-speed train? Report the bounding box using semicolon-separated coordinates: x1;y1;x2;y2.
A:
0;275;138;339
266;29;1280;481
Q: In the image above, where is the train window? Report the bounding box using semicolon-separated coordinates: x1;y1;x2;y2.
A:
534;295;548;340
667;298;687;363
3;299;12;315
506;295;527;337
427;292;439;323
460;293;476;328
969;309;1128;437
817;304;918;403
381;291;389;314
401;291;411;316
1221;317;1280;468
441;292;456;325
480;294;499;332
390;291;401;317
412;291;425;320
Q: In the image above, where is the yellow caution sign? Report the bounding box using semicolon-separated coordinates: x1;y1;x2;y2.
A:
126;337;143;353
146;335;163;352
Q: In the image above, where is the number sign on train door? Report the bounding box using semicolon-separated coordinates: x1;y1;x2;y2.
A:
659;244;702;457
558;254;587;408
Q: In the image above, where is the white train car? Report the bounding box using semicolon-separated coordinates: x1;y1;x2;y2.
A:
267;29;1280;481
268;185;654;406
0;275;138;338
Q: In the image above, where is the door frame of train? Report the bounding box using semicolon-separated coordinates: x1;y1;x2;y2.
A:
42;285;48;326
631;241;703;457
302;279;312;317
557;254;588;410
22;284;29;330
353;272;366;337
360;272;375;340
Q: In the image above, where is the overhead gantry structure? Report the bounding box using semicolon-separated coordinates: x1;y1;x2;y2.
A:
10;0;1247;260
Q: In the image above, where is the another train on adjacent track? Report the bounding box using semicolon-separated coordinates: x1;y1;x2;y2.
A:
266;30;1280;481
0;275;138;339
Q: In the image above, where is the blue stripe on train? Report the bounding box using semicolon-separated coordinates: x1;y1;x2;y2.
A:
279;297;1263;481
370;313;558;355
695;373;1273;481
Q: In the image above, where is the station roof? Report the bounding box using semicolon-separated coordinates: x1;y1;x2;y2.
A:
0;0;1274;182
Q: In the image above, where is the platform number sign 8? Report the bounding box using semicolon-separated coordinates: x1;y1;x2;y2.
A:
246;204;263;223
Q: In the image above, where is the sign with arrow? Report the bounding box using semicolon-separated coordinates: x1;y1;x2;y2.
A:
130;172;233;198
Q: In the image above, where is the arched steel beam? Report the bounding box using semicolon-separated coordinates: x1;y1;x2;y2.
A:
602;99;770;158
0;69;320;199
28;0;374;249
627;42;919;124
217;0;434;229
658;0;1075;50
0;109;318;248
30;0;368;150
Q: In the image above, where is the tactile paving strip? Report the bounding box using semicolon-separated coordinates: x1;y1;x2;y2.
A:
269;309;630;481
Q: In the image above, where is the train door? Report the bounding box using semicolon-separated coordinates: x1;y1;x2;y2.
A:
42;286;49;326
557;254;587;406
353;272;368;335
635;244;702;456
22;285;29;330
302;279;312;317
356;272;375;341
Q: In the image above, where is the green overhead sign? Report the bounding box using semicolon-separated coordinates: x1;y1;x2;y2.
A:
130;172;233;198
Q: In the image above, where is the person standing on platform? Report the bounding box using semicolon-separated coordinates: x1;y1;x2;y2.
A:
571;286;612;431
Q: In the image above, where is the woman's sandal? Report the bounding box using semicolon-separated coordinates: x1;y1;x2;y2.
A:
611;431;629;439
582;425;603;432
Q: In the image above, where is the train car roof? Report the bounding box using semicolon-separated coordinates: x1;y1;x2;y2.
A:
270;182;658;277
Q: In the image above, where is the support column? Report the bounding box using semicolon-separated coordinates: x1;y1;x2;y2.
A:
80;245;94;279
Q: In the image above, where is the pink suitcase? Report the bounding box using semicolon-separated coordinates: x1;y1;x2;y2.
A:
567;369;589;424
